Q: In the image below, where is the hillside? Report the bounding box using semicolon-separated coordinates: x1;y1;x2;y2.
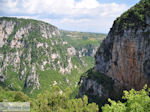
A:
0;17;105;97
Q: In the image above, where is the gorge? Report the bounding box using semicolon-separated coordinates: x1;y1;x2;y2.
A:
0;0;150;111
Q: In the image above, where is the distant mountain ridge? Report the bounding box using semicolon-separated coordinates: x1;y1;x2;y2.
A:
61;30;105;57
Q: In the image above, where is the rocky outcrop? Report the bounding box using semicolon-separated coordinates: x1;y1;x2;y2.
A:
78;68;116;107
78;45;98;57
79;77;107;98
0;20;15;47
25;65;40;90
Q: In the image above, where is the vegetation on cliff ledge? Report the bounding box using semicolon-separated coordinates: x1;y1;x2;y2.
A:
113;0;150;33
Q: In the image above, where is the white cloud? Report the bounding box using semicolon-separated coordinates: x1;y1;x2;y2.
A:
0;0;129;33
46;17;115;33
99;3;127;17
75;0;99;9
0;0;19;13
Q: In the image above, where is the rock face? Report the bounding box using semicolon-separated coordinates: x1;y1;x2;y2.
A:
79;0;150;107
78;45;98;57
95;0;150;90
0;17;61;90
79;77;107;98
78;68;115;107
95;29;150;90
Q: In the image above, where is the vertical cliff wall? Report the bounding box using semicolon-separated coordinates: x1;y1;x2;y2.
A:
79;0;150;107
95;0;150;90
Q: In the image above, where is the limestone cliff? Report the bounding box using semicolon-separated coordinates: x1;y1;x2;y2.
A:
0;17;62;90
78;68;114;107
95;0;150;90
79;0;150;107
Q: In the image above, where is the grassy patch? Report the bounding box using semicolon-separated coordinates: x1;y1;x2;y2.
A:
4;66;24;91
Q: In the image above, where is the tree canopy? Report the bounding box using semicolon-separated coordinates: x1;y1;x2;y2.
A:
102;85;150;112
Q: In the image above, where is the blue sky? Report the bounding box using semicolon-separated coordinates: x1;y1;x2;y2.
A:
98;0;139;5
0;0;140;33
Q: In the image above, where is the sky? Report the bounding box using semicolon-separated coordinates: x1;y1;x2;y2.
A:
0;0;140;33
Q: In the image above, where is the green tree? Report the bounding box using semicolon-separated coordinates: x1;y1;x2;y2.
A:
102;85;150;112
13;91;29;102
37;86;99;112
0;86;99;112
